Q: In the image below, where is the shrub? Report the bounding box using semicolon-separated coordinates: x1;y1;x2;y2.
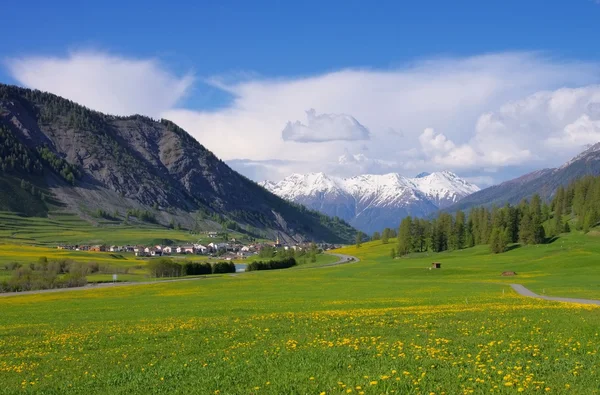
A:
211;262;236;274
183;262;212;275
147;258;183;277
246;257;296;272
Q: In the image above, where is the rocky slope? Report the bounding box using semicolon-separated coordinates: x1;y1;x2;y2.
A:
261;171;479;233
0;83;356;243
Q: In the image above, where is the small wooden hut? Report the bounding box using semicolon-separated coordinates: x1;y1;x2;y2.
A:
431;262;441;269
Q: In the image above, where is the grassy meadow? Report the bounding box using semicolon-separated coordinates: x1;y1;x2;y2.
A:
1;232;600;394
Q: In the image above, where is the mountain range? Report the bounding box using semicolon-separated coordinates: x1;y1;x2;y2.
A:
0;84;356;243
261;171;479;233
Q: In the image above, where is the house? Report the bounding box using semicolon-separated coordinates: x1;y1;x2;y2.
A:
90;245;106;252
177;245;195;254
241;245;254;252
134;246;147;257
124;245;135;253
150;248;162;257
109;245;120;252
432;262;441;269
162;246;173;255
207;231;219;238
237;251;254;259
208;242;228;252
193;244;208;254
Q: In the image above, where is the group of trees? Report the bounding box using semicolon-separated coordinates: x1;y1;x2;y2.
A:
246;257;296;271
393;197;549;256
37;146;80;185
562;176;600;233
259;243;320;264
0;258;89;292
0;126;43;175
372;228;398;244
147;259;236;278
1;125;80;186
385;175;600;257
126;209;156;223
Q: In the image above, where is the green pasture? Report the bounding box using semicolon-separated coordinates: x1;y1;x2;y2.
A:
0;231;599;393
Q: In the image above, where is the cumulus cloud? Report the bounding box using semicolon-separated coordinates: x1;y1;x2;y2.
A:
5;51;193;116
6;50;600;185
281;109;370;143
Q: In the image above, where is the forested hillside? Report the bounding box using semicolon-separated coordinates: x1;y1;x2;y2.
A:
381;174;600;257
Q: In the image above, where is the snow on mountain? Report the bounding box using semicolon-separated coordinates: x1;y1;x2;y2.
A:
261;171;479;233
411;171;480;208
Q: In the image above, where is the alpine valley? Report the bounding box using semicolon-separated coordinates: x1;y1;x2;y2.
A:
261;171;480;233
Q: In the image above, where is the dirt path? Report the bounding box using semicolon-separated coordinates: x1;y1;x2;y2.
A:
0;253;360;297
510;284;600;306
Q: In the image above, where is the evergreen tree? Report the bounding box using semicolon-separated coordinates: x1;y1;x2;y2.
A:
397;216;413;256
355;231;363;248
372;231;381;241
519;212;534;244
381;228;390;244
455;211;466;249
390;247;396;259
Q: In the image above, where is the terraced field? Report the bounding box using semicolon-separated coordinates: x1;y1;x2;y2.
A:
0;212;208;246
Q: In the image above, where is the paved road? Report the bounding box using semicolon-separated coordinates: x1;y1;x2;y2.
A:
321;253;360;267
510;284;600;306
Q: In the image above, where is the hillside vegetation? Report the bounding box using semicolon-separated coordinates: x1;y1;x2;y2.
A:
377;174;600;257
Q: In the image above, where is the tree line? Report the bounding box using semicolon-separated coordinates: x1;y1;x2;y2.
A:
246;257;296;271
147;259;236;277
378;174;600;257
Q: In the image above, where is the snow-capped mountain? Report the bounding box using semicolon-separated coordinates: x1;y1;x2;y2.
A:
260;171;479;234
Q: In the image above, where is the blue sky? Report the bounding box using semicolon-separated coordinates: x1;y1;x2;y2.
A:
2;1;600;184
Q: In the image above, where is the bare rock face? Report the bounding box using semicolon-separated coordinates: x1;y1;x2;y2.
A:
0;84;356;243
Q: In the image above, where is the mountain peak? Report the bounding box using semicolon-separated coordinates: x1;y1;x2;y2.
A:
262;171;479;233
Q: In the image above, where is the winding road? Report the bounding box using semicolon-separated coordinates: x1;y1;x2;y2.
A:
318;252;360;267
509;283;600;306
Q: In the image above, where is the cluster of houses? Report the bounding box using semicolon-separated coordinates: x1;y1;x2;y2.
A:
56;237;340;260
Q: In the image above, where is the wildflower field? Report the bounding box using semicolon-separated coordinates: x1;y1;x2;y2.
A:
1;232;599;394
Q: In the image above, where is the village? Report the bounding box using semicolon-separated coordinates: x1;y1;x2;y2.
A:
56;232;340;260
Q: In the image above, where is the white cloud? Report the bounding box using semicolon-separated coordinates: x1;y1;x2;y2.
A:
281;109;370;143
163;52;599;182
6;50;600;185
6;51;193;117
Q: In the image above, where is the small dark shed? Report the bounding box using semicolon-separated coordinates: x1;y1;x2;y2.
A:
432;262;441;269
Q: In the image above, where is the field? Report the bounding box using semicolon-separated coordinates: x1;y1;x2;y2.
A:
1;232;600;394
0;212;244;246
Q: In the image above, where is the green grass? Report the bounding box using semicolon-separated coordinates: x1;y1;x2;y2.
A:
1;232;599;394
0;211;243;246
